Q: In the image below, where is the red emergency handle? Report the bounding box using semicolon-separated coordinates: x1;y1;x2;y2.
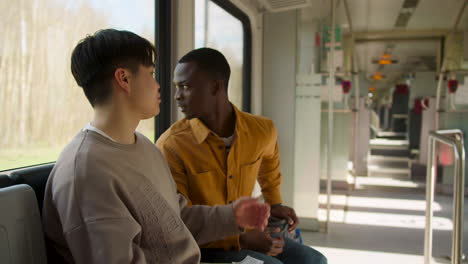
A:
447;79;458;94
341;80;351;94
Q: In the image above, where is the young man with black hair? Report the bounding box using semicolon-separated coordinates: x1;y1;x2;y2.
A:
42;29;270;264
157;48;327;264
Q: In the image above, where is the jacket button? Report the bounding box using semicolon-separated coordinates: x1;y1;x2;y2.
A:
229;175;233;179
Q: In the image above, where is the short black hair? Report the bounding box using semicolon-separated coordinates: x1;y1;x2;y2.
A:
179;48;231;90
71;29;156;107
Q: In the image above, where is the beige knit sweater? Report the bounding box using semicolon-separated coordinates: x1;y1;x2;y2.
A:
42;130;239;263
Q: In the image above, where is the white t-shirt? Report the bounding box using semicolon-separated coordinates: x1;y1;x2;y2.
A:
221;133;235;153
83;123;116;142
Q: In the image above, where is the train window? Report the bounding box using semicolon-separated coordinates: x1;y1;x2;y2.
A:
0;0;156;171
194;0;252;112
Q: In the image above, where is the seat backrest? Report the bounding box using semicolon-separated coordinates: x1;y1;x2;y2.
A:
409;111;422;150
9;164;54;212
0;184;47;264
0;174;15;188
391;93;410;115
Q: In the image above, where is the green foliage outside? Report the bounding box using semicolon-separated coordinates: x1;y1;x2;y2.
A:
0;0;154;171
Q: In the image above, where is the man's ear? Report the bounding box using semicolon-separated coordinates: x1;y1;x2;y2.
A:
114;68;131;94
211;79;224;96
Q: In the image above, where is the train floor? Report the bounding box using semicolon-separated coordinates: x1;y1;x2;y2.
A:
302;176;468;264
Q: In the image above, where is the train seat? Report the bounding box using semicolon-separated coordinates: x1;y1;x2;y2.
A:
0;184;47;264
4;165;230;263
0;174;15;188
9;164;54;213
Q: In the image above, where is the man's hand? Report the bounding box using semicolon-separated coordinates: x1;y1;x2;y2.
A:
233;197;270;231
239;230;285;256
270;204;299;232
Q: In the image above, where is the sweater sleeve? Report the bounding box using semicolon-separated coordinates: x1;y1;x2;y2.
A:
65;218;147;264
54;148;149;264
178;193;240;245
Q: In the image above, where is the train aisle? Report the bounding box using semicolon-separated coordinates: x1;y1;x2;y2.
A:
302;176;468;264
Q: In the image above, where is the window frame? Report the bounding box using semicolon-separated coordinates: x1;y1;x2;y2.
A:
155;0;172;140
210;0;252;113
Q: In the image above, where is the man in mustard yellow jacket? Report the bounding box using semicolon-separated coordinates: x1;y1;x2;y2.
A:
157;48;326;264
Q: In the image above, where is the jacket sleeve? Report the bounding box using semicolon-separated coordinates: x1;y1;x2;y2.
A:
156;140;193;206
257;122;283;205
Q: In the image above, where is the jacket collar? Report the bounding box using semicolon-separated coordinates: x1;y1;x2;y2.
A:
189;104;246;144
